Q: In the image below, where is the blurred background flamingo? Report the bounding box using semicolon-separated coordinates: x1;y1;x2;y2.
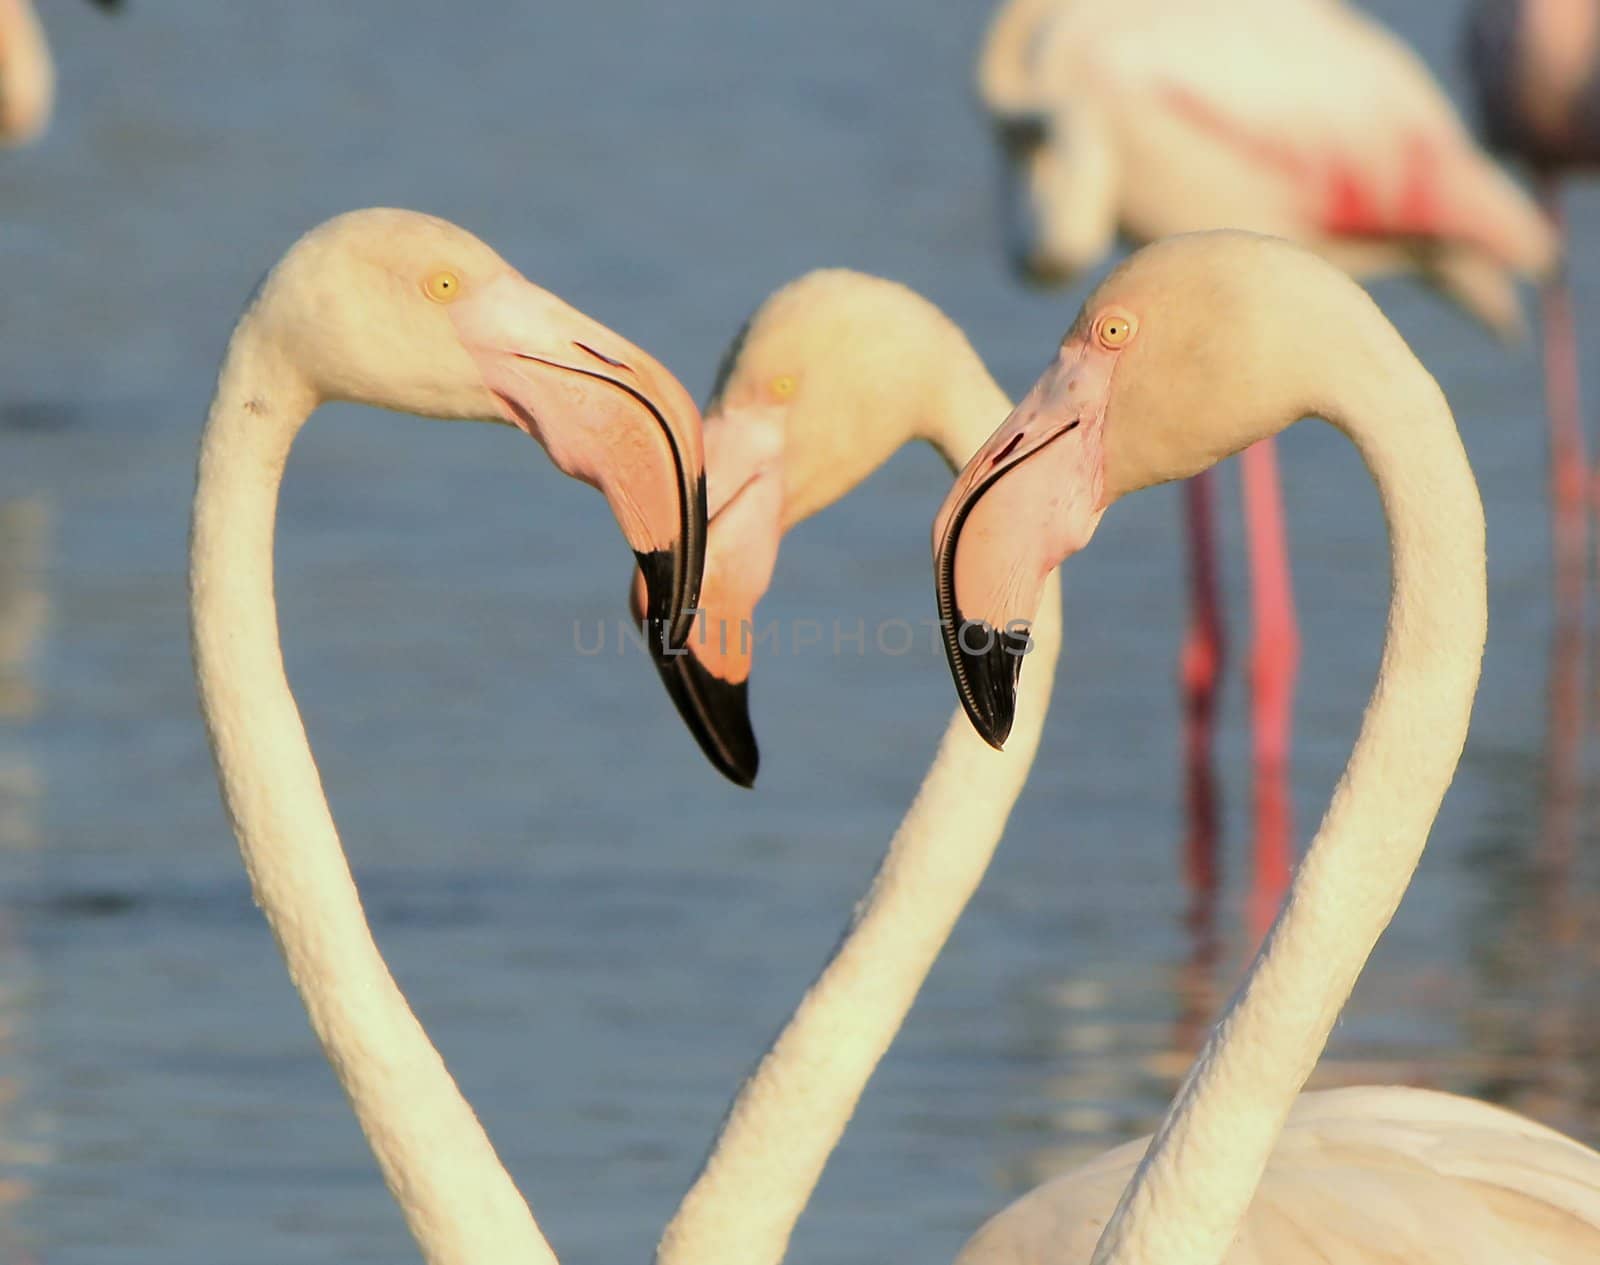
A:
977;0;1555;932
0;0;118;147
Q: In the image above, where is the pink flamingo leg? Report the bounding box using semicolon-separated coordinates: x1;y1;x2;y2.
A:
1240;438;1298;937
1179;472;1225;920
1536;180;1589;571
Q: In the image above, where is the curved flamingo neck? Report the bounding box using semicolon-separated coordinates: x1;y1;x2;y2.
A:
1091;325;1486;1265
656;370;1058;1265
189;317;559;1265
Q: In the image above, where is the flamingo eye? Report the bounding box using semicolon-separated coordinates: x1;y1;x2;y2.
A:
1095;313;1135;349
424;271;462;304
771;374;797;399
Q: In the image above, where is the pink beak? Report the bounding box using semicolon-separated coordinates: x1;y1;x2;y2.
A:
628;412;784;786
932;336;1113;747
452;273;707;652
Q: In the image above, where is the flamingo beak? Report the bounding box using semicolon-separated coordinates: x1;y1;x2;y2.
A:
452;273;707;653
628;411;784;786
932;338;1112;748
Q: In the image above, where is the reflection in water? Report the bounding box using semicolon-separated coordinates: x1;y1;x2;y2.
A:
0;498;48;1260
0;952;37;1265
1461;818;1600;1141
1171;896;1221;1066
0;500;49;725
0;499;47;855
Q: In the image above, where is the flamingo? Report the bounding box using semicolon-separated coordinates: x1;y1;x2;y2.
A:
0;0;119;147
639;268;1600;1265
189;208;706;1264
1466;0;1599;670
933;230;1600;1262
977;0;1556;926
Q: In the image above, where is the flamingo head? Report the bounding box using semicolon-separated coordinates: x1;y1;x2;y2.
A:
934;231;1345;746
250;209;707;651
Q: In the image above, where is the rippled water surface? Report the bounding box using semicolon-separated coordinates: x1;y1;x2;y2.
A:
2;2;1599;1262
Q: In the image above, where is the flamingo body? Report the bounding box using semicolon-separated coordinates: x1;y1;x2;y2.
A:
958;1087;1600;1264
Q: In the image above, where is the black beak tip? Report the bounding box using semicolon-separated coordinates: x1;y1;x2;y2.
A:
950;621;1029;752
655;652;760;789
971;699;1015;751
960;678;1015;751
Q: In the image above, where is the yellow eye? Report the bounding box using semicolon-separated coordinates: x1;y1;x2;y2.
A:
771;374;797;399
1095;312;1135;349
424;271;461;304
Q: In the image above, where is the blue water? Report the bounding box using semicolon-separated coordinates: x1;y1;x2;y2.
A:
1;1;1597;1262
